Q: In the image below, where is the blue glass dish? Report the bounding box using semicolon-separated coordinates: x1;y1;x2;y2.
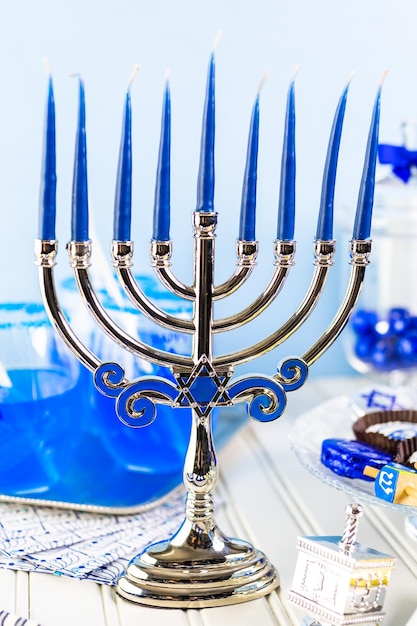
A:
0;280;247;512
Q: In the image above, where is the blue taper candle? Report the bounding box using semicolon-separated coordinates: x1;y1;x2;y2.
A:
239;94;260;241
152;79;171;241
71;78;89;242
315;80;350;241
113;88;132;241
276;78;296;241
38;76;57;240
352;78;384;240
196;53;215;212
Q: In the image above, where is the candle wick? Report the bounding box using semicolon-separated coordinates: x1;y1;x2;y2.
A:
347;70;355;85
68;72;82;79
292;64;301;81
211;30;223;52
127;64;140;88
42;57;52;75
165;67;171;82
380;69;389;87
257;71;270;95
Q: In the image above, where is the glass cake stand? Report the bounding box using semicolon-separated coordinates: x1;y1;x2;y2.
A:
288;394;417;522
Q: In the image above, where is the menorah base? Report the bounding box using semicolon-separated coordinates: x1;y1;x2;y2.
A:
116;522;279;608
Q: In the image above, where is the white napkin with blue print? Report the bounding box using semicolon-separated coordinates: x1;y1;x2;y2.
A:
0;611;40;626
0;489;186;585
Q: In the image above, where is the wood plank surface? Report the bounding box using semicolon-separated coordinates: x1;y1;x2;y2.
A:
2;376;417;625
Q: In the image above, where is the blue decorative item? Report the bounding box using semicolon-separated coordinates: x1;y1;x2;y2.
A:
344;122;417;380
378;143;417;183
0;295;236;510
351;306;417;372
374;462;417;504
0;303;83;494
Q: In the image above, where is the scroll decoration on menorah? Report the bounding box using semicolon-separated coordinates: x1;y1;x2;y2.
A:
35;47;384;608
93;354;306;426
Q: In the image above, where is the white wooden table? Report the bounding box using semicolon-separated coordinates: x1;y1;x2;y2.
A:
2;376;417;626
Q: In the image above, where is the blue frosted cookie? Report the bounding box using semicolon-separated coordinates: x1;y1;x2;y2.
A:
321;438;393;481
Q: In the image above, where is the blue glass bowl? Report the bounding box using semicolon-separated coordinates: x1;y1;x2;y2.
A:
0;279;246;512
347;306;417;378
0;303;83;496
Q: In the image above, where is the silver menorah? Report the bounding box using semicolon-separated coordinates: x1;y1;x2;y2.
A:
34;56;382;608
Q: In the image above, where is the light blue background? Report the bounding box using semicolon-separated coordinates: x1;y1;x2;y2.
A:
0;0;415;379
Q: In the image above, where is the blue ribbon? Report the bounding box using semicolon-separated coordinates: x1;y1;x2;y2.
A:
378;143;417;183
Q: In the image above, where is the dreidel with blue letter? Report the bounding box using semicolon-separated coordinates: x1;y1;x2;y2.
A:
371;462;417;506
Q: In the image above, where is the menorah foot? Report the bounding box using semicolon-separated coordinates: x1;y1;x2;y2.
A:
116;522;279;608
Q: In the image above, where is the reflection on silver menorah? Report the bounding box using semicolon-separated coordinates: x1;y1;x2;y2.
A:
34;54;382;608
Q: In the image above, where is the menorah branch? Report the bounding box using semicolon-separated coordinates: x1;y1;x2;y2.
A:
150;240;195;300
213;239;295;332
213;240;258;299
67;240;193;370
213;240;336;368
34;239;101;374
111;241;194;334
301;239;371;367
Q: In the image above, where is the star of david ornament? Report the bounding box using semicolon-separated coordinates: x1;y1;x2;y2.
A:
173;355;233;418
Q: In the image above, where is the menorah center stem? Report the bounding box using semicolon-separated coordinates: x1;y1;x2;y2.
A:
185;492;215;524
192;211;217;362
184;410;218;495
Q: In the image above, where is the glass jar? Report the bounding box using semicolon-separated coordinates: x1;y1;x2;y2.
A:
345;130;417;380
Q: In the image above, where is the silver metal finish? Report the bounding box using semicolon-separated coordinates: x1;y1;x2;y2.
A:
339;503;363;555
150;239;194;299
112;240;194;334
213;239;258;299
213;240;294;332
214;239;336;367
34;239;100;374
68;240;193;370
289;502;395;625
35;209;371;607
302;239;371;367
117;398;278;607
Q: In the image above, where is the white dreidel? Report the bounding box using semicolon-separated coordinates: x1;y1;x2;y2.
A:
288;503;396;625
